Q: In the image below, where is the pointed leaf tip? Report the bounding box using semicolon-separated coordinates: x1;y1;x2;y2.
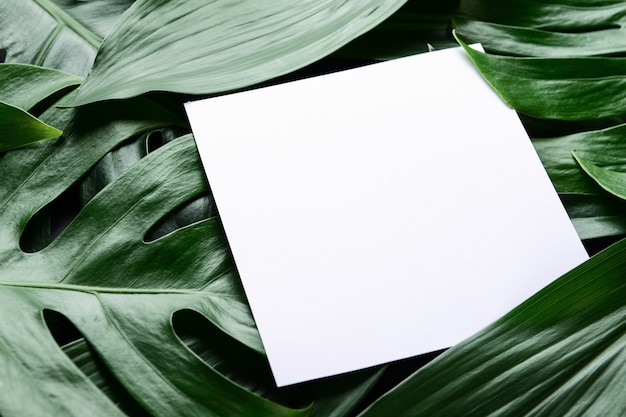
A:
573;151;626;201
0;101;62;152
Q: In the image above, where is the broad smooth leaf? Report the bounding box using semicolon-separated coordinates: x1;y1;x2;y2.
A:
533;124;626;195
0;0;133;75
0;111;307;416
459;0;626;30
0;64;83;110
357;238;626;416
0;100;62;151
453;6;626;241
573;152;626;201
456;34;626;120
73;0;409;105
455;17;626;57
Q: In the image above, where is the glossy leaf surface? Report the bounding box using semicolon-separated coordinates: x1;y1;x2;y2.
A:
574;152;626;201
0;109;307;416
358;238;626;416
455;17;626;57
0;64;83;110
0;63;301;413
459;0;626;30
0;100;62;151
73;0;408;105
457;34;626;120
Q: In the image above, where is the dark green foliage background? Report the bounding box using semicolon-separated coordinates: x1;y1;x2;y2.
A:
1;0;626;416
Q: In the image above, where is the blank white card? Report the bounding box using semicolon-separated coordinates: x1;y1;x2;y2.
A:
185;46;589;387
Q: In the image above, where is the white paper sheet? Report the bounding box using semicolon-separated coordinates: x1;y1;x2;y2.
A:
185;46;589;387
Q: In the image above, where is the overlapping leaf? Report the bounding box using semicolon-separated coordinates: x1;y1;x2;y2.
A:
456;35;626;121
73;0;409;105
0;89;310;415
358;237;626;416
0;60;385;416
0;64;82;152
455;17;626;57
0;0;133;75
455;0;626;241
0;100;62;152
459;0;626;30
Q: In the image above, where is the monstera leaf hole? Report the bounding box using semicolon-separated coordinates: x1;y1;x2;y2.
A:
172;310;395;415
20;127;196;252
43;309;83;347
145;130;165;153
44;310;152;416
140;128;217;243
143;195;217;243
64;338;153;417
20;181;81;253
172;309;276;395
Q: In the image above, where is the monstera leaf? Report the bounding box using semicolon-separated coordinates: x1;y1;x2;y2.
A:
5;0;626;415
0;67;298;414
0;59;384;416
0;100;62;152
357;234;626;417
0;0;133;75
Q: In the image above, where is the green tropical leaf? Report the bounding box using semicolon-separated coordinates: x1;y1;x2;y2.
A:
72;0;409;105
0;90;306;415
455;17;626;57
454;2;626;241
0;61;387;416
456;33;626;120
0;64;83;110
533;124;626;195
0;100;62;151
573;152;626;201
0;64;83;152
557;193;626;240
459;0;626;30
357;237;626;416
0;0;133;75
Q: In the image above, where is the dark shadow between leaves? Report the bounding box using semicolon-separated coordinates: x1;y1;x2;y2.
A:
552;24;621;34
43;309;150;417
0;49;5;63
143;194;217;242
173;309;277;396
19;128;186;253
173;309;387;415
20;182;82;253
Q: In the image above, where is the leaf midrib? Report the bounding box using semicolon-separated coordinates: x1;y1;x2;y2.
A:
0;280;239;297
32;0;102;65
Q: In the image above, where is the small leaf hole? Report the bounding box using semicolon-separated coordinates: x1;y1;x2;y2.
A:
20;182;81;253
145;130;164;153
172;309;276;396
44;310;150;416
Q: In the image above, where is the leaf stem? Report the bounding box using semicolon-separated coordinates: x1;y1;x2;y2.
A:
31;0;102;53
